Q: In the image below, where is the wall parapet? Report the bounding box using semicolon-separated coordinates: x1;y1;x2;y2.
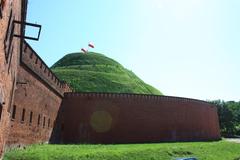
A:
64;92;214;107
21;41;71;97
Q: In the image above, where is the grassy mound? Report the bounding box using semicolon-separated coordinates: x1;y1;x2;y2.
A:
4;141;240;160
51;52;162;95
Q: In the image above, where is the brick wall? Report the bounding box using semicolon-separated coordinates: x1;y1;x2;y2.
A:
0;0;23;156
5;40;71;149
6;64;63;148
21;41;71;97
54;93;221;144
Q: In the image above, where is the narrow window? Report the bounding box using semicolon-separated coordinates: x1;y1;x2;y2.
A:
37;114;41;126
4;9;13;62
11;105;16;120
29;111;33;124
0;104;3;121
21;108;25;122
48;118;50;128
0;2;2;19
43;116;46;128
35;58;38;64
0;0;6;18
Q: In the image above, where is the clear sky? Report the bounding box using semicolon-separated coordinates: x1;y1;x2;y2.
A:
26;0;240;101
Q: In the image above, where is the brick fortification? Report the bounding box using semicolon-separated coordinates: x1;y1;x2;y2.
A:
0;0;24;156
6;41;71;148
0;0;221;158
52;93;220;144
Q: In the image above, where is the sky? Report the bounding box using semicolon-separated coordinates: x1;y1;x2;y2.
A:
26;0;240;101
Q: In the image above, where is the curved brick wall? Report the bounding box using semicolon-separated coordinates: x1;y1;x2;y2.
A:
53;93;221;144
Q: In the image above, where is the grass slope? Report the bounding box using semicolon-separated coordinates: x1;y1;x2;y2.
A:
4;141;240;160
51;52;162;95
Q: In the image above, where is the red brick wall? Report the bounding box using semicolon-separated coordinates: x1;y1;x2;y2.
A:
6;64;63;148
0;0;23;156
56;93;221;144
5;41;71;148
21;41;71;97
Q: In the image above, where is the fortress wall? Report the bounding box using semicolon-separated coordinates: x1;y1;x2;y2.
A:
6;64;63;148
56;93;221;144
21;41;71;97
0;0;24;156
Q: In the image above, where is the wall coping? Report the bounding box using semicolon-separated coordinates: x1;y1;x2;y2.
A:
64;92;214;106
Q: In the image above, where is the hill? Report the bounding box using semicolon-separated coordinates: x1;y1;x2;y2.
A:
51;52;162;95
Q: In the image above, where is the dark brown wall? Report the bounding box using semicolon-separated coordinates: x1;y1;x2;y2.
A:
0;0;24;156
56;93;221;144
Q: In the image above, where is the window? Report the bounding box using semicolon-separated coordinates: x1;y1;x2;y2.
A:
21;108;25;122
0;0;6;19
0;104;3;121
35;58;38;64
11;105;16;120
4;9;14;62
29;111;33;124
0;1;2;19
48;118;50;128
43;116;46;128
37;114;41;126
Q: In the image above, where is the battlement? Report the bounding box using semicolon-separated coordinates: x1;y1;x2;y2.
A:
64;92;213;107
21;41;71;97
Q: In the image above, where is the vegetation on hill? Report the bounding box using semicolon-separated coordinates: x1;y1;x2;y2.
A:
51;52;162;95
209;100;240;137
4;141;240;160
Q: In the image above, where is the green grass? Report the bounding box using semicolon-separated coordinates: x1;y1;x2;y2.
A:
51;52;162;95
4;141;240;160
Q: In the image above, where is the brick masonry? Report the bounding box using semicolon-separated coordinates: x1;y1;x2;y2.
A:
5;41;71;149
0;0;23;156
53;93;221;144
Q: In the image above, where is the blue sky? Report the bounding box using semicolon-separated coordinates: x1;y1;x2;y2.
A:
26;0;240;101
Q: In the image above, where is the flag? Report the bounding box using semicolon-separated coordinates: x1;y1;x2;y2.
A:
81;48;88;53
88;42;95;48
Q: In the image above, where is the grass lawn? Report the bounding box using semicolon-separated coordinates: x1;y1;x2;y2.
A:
3;140;240;160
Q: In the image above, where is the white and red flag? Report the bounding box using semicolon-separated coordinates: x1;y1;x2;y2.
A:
81;48;88;53
88;42;95;48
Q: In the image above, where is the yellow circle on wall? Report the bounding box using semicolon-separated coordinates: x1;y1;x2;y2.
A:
90;111;112;133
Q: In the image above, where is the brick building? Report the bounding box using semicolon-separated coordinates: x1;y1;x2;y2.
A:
0;0;220;158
